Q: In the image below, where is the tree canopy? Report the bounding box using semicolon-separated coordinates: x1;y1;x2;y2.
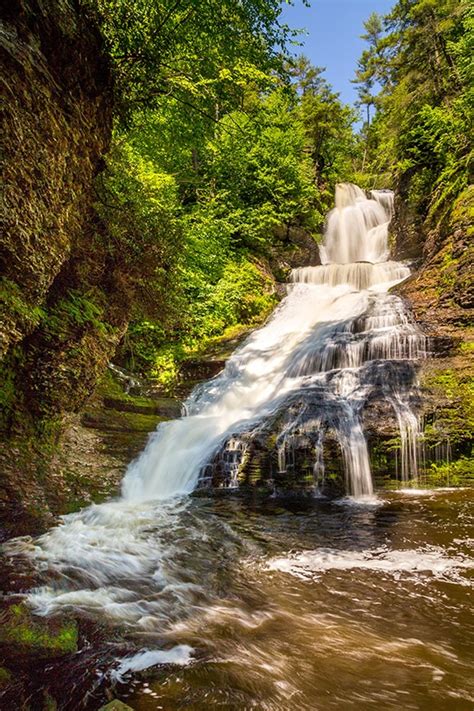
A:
84;0;360;384
353;0;472;222
86;0;293;120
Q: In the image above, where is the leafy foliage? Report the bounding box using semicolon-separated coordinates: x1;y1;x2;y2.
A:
354;0;473;222
106;69;357;384
294;57;359;207
82;2;360;384
84;0;293;120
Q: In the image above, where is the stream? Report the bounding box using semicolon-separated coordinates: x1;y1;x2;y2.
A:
3;490;473;709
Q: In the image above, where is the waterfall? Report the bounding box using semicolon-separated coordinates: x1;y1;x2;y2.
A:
122;182;425;501
8;183;429;626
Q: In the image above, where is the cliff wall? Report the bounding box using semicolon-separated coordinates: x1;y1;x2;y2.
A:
395;187;473;477
0;0;129;531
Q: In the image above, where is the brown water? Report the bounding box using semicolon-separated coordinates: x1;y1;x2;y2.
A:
3;487;472;710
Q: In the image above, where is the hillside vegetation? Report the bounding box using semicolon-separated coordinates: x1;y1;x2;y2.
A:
0;0;472;526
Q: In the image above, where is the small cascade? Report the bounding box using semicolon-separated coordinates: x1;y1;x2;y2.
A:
319;183;392;265
370;189;395;219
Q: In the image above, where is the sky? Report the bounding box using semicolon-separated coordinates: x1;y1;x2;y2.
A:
280;0;395;115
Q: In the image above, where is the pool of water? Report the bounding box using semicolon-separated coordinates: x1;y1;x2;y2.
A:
2;487;473;710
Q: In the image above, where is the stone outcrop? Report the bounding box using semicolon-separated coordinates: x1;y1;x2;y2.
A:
394;186;473;476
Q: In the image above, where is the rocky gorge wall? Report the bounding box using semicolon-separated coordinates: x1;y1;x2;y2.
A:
394;186;473;480
0;0;131;533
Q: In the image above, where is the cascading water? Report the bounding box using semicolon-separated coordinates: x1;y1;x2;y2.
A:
6;183;428;626
121;183;425;501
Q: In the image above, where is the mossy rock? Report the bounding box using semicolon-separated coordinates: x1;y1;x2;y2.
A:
420;364;474;452
99;701;135;711
0;603;78;657
0;666;12;686
82;409;164;433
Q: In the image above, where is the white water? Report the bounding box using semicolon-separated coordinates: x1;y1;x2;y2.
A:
111;645;194;682
123;285;374;500
123;183;424;501
267;546;474;582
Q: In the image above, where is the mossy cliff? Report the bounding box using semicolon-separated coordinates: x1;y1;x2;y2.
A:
1;0;113;360
0;0;131;532
393;186;473;339
394;186;473;477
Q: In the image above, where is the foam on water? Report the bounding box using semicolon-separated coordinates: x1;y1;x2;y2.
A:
267;546;474;582
398;487;469;496
111;645;194;682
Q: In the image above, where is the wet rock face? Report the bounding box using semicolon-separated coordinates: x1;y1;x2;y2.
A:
0;0;112;356
198;365;421;498
0;0;122;529
393;186;473;472
390;193;424;262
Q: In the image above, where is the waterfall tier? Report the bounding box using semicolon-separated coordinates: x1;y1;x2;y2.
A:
319;183;394;265
291;262;410;291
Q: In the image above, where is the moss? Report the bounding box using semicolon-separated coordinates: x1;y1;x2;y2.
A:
459;341;474;354
450;185;474;233
437;244;458;294
0;278;45;330
99;701;135;711
41;289;113;343
421;367;474;449
83;408;164;433
0;604;78;655
0;667;12;685
0;363;16;421
97;371;173;413
425;457;474;486
191;322;259;361
43;693;58;711
97;370;138;400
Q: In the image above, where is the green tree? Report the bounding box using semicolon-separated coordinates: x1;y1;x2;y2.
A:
86;4;360;385
293;56;358;212
354;0;472;218
353;13;383;127
85;0;293;121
